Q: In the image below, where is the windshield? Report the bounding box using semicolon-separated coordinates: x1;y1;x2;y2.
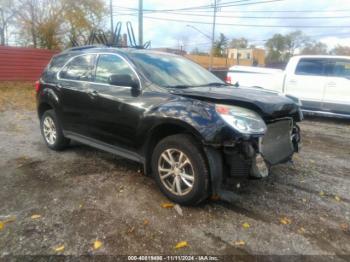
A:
129;52;224;88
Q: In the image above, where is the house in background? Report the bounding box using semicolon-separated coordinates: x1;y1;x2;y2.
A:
227;48;265;66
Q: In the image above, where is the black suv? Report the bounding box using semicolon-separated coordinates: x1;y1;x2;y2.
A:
36;46;302;205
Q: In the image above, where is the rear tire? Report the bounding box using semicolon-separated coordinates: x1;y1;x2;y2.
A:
152;134;209;205
40;110;70;150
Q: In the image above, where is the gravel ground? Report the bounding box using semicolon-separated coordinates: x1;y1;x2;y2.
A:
0;85;350;260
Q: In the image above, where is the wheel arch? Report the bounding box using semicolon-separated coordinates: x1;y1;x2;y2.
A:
38;102;54;119
142;120;205;176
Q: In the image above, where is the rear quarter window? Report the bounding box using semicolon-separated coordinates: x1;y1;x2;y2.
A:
42;54;72;81
59;54;96;81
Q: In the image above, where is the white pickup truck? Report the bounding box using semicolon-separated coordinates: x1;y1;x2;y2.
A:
226;55;350;118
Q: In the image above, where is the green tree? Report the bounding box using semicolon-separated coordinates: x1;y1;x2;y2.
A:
265;33;286;63
229;37;248;49
265;30;311;63
212;33;228;57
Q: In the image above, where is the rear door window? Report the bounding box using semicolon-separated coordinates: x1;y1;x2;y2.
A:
295;59;325;76
59;54;96;81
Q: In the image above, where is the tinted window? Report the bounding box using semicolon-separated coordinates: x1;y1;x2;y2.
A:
295;59;324;76
59;54;95;81
95;54;135;84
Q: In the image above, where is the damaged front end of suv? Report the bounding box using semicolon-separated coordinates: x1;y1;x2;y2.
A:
216;103;301;179
169;86;302;200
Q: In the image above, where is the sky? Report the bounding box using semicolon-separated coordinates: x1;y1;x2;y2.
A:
108;0;350;52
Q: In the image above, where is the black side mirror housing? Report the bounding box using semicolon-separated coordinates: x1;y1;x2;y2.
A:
108;74;139;89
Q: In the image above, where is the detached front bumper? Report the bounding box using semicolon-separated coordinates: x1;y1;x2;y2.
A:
261;119;297;165
223;119;301;179
252;119;301;178
204;119;301;200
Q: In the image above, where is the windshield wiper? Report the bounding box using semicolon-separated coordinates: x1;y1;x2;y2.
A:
166;82;227;89
166;85;192;89
195;82;228;87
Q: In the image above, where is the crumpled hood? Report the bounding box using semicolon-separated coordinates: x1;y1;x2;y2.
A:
171;86;299;119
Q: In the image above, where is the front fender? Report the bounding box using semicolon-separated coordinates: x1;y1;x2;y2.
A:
139;98;230;145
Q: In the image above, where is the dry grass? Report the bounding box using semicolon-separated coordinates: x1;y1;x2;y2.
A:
0;82;36;112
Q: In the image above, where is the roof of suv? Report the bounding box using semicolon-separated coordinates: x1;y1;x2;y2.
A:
62;46;178;57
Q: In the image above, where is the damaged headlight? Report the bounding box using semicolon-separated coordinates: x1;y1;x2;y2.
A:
215;104;267;135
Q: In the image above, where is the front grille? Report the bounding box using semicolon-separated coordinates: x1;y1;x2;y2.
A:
261;119;294;165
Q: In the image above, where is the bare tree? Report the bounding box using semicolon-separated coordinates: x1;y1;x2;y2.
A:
229;37;248;49
13;0;106;49
301;41;328;55
0;0;16;45
331;44;350;56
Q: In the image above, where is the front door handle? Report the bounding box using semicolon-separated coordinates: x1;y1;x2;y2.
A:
87;90;99;98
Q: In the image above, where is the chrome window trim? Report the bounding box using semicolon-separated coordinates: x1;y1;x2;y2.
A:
56;52;143;90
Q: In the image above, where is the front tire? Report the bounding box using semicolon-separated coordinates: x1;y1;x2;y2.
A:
152;134;209;205
40;110;70;150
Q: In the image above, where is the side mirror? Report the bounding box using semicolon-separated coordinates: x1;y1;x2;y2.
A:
108;74;139;89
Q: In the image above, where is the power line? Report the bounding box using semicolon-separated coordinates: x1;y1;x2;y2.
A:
139;15;350;28
113;10;350;19
119;8;350;14
112;1;247;12
113;0;284;12
159;12;350;19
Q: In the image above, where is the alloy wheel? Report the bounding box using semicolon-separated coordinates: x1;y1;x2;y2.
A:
158;148;195;196
43;116;57;145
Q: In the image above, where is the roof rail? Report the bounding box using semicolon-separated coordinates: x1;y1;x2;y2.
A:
63;45;102;52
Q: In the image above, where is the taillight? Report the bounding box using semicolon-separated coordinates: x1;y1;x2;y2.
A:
225;75;231;84
34;81;41;93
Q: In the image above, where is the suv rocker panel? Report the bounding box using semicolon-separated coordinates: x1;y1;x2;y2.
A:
64;131;145;163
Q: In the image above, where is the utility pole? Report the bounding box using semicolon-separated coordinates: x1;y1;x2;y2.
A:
110;0;114;33
209;0;218;71
138;0;143;46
